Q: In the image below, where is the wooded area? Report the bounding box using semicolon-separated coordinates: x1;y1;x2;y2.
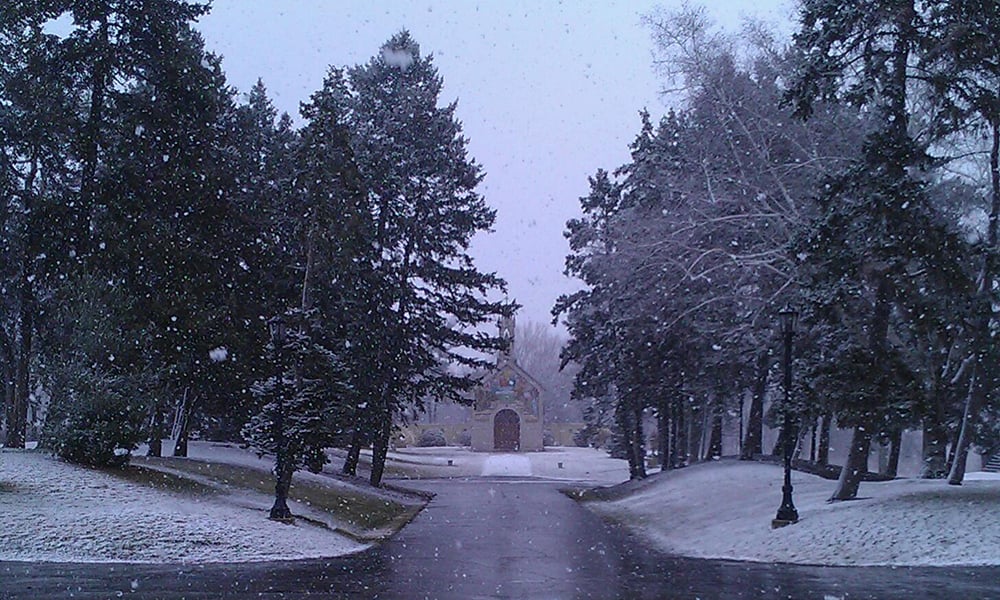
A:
0;2;510;488
556;1;1000;499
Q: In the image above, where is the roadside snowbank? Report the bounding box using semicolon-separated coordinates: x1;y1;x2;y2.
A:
582;460;1000;567
0;449;366;563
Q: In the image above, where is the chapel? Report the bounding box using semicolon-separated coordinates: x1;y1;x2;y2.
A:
470;314;544;452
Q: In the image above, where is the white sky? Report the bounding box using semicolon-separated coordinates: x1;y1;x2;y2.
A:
196;0;793;327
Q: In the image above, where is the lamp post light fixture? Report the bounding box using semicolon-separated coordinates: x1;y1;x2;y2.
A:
267;314;293;522
772;304;799;529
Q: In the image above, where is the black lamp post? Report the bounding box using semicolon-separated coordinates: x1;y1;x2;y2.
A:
772;304;799;528
267;315;293;522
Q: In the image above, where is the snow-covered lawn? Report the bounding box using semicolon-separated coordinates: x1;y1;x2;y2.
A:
344;445;630;484
579;459;1000;567
0;443;426;564
481;454;532;476
331;446;628;485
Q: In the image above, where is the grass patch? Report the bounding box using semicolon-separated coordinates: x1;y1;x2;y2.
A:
104;463;220;497
132;456;421;538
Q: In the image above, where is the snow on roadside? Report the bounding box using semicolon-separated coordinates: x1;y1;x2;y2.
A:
583;460;1000;567
0;450;366;563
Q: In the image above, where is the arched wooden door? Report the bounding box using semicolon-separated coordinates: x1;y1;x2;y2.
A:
493;409;520;451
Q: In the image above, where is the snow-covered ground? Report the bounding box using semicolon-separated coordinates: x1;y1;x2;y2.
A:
481;454;532;476
581;459;1000;567
0;447;372;564
0;443;619;564
364;446;630;484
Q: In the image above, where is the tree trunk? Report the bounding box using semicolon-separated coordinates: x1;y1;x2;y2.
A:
173;389;193;458
945;425;961;474
948;372;981;485
1;369;10;445
617;402;639;478
672;396;687;468
884;429;902;478
632;404;646;479
342;424;364;477
657;400;670;469
830;426;872;501
2;365;13;447
818;411;832;466
920;418;948;478
77;17;110;256
0;330;13;447
8;281;33;449
689;403;704;463
708;399;723;460
741;350;768;460
793;426;807;460
369;406;393;486
809;417;818;462
147;405;163;457
830;271;893;499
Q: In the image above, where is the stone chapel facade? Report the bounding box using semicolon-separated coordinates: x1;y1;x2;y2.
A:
470;315;544;452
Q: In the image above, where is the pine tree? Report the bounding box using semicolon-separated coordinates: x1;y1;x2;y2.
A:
0;11;78;447
787;0;969;500
342;32;510;485
920;0;1000;484
91;23;252;458
242;308;351;520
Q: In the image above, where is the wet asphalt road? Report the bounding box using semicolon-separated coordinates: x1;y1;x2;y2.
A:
3;478;1000;599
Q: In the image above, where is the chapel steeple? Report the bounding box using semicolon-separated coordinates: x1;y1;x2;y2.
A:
498;313;515;362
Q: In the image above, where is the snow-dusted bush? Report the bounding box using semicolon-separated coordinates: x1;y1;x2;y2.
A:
41;367;146;468
455;429;472;447
37;275;152;468
416;428;447;447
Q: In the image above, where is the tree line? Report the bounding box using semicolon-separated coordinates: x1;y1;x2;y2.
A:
556;1;1000;499
0;1;509;488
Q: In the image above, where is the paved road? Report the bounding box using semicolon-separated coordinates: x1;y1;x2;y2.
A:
3;478;1000;599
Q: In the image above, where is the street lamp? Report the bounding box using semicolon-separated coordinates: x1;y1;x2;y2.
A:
772;304;799;528
267;315;293;522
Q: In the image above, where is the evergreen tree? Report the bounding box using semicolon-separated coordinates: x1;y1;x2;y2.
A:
242;308;351;520
89;23;252;459
920;0;1000;484
342;32;510;485
787;0;969;499
0;10;78;447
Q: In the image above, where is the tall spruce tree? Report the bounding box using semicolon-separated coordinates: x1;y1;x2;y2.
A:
341;32;510;486
88;23;249;461
243;66;365;489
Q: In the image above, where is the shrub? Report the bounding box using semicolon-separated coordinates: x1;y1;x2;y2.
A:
456;429;472;446
543;429;555;446
37;275;153;468
42;367;146;468
416;428;447;447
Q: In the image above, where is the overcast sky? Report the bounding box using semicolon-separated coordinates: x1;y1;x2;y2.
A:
196;0;793;329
